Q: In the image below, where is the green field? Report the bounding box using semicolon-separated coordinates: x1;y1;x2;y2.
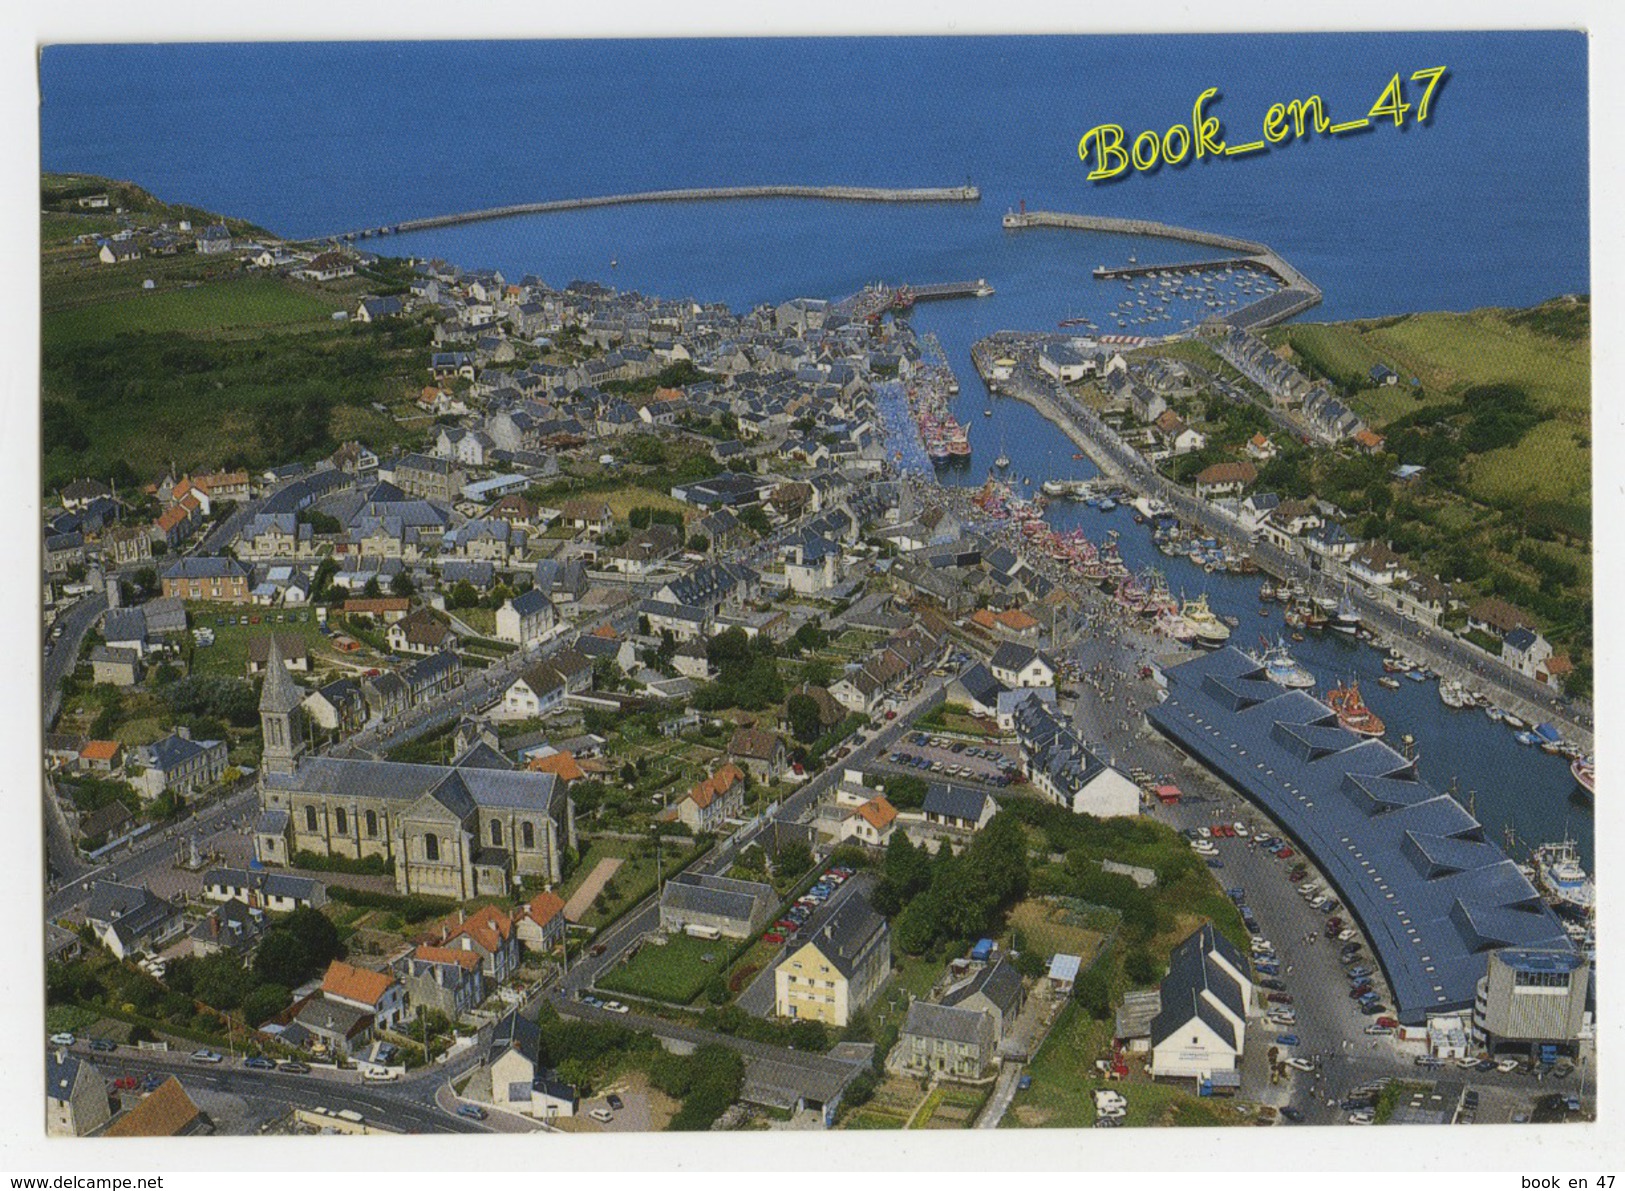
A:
597;931;731;1004
44;276;339;349
184;606;366;681
1272;303;1591;517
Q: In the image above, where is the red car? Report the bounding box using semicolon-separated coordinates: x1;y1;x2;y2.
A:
1274;847;1295;860
112;1076;139;1091
884;710;897;720
1377;1017;1399;1029
1267;992;1294;1004
1349;984;1374;999
763;932;784;944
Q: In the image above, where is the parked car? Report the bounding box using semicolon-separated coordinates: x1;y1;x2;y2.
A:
278;1061;311;1074
191;1049;224;1064
1258;977;1286;992
49;1032;75;1046
1376;1017;1399;1029
603;1001;630;1015
763;932;784;944
1347;1112;1375;1126
589;1108;614;1124
457;1104;489;1121
1017;1075;1033;1091
244;1056;276;1070
88;1038;117;1053
1274;847;1295;860
1285;1057;1316;1072
1497;1059;1522;1074
1267;992;1294;1005
112;1076;139;1091
1280;1106;1304;1123
606;1093;625;1110
1360;1003;1388;1016
1275;1034;1300;1047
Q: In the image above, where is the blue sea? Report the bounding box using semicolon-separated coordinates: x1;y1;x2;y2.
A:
40;35;1592;863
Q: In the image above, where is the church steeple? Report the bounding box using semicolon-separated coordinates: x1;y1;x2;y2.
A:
259;635;305;775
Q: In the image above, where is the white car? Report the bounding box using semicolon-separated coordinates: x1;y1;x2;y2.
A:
589;1108;614;1123
1285;1057;1316;1072
1232;824;1249;838
363;1067;399;1082
603;1001;630;1015
1197;827;1212;839
1337;929;1357;942
1347;1112;1375;1126
1497;1059;1521;1074
49;1032;75;1046
191;1049;224;1064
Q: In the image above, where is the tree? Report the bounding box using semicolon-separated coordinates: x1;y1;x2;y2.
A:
883;831;932;903
687;533;709;553
1075;967;1113;1020
252;931;310;988
1124;948;1162;987
241;982;292;1026
362;576;382;599
893;895;939;956
448;580;480;610
786;693;824;744
390;571;416;597
774;839;813;878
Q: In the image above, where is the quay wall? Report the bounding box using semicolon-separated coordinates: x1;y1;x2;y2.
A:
317;184;981;241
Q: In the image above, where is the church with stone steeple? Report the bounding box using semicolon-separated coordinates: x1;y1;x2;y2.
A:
252;635;574;901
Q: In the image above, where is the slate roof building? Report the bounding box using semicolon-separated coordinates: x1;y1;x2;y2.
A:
46;1050;112;1137
84;881;184;959
659;871;775;939
255;635;574;899
1013;699;1140;819
775;893;891;1026
895;1001;998;1079
1149;923;1254;1081
1147;648;1575;1023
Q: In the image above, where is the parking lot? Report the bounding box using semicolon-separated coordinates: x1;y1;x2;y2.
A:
1148;783;1413;1122
877;732;1022;788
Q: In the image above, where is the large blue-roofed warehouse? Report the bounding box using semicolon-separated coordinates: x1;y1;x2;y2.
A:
1146;648;1574;1026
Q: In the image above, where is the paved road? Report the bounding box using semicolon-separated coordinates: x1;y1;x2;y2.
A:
60;1045;483;1134
46;785;259;920
976;1063;1023;1129
42;592;110;882
337;628;584;758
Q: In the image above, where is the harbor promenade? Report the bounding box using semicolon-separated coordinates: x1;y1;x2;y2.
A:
312;183;981;242
968;334;1593;752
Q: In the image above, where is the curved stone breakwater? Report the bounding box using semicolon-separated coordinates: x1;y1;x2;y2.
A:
311;184;981;242
1001;209;1321;328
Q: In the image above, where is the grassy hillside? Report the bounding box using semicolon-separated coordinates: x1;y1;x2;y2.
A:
1268;299;1590;528
39;174;436;490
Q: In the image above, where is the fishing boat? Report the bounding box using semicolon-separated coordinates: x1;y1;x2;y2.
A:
1331;589;1362;635
1532;837;1595;917
1438;679;1470;709
1377;675;1401;690
1260;581;1276;601
1571;757;1595;796
1181;594;1231;649
1256;640;1315;689
1504;712;1528;731
1325;680;1385;737
1514;730;1539;746
1533;723;1565;754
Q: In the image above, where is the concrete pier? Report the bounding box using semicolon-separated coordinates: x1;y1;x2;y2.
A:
313;184;981;243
